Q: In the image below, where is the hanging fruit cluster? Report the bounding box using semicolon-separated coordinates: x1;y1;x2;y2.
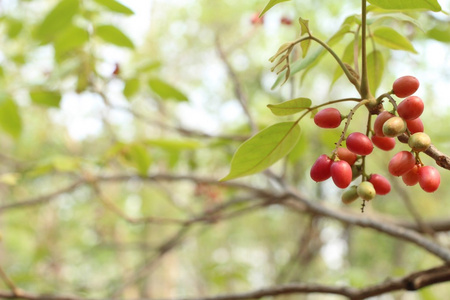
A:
310;76;440;208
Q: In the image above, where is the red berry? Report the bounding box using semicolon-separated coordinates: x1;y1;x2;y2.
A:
392;76;420;98
371;135;396;151
402;165;420;186
346;132;373;156
397;96;424;120
368;174;391;195
330;160;352;188
280;16;292;25
374;111;395;137
310;154;333;182
388;151;416;176
406;118;424;134
337;147;357;165
418;166;440;193
314;108;342;128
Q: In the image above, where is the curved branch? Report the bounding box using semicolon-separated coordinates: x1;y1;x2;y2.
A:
283;190;450;262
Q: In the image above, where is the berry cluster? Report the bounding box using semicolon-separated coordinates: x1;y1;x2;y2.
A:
310;76;440;208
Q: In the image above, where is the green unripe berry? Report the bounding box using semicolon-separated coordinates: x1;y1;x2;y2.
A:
341;186;359;204
382;116;407;138
408;132;431;152
357;181;376;201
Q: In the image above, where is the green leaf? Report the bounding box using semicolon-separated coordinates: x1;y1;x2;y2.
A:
299;18;310;36
6;18;23;38
221;122;301;181
96;24;134;49
272;48;322;89
259;0;291;17
123;78;140;98
267;98;312;116
372;27;417;53
367;50;384;95
34;0;79;42
51;155;80;172
301;40;311;58
137;60;162;73
30;89;62;108
370;13;424;31
427;26;450;42
0;96;22;139
272;23;352;89
54;25;89;57
148;78;188;101
93;0;134;15
122;144;152;176
367;0;441;11
332;39;357;84
146;139;202;150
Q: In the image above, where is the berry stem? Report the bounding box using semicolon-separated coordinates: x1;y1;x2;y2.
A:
360;0;371;99
296;98;362;124
331;99;370;159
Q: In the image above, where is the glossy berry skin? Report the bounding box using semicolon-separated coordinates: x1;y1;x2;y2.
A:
388;151;416;176
330;160;352;188
408;132;431;152
382;116;406;138
374;111;395;137
369;174;391;195
337;147;357;165
371;135;396;151
402;165;419;186
418;166;440;193
397;96;424;120
314;108;342;128
341;186;359;204
310;155;333;182
346;132;373;156
406;118;424;134
357;181;376;201
392;76;419;98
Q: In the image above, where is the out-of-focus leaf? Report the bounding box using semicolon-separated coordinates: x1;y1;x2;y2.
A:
137;60;162;73
221;122;301;181
370;13;423;31
6;18;23;38
427;26;450;42
93;0;134;15
30;89;62;108
34;0;79;42
96;25;134;49
51;155;80;172
259;0;291;17
267;98;312;116
367;0;441;11
123;78;140;99
372;27;417;53
54;25;89;57
124;144;152;176
146;139;202;150
148;78;188;101
367;50;384;95
0;96;22;139
332;39;358;85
